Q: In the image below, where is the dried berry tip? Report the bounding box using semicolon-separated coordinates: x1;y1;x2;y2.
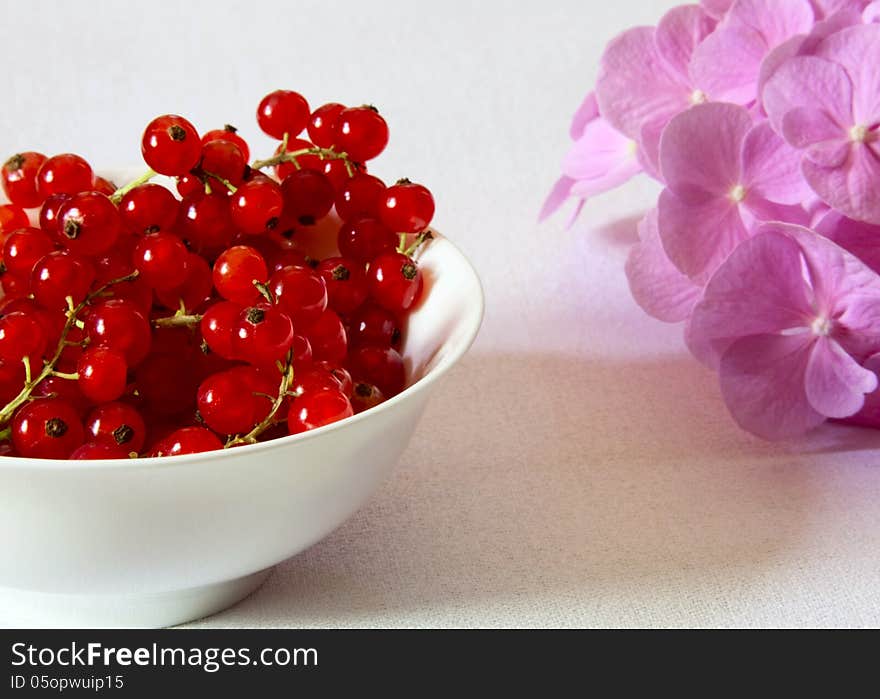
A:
168;125;187;141
246;307;266;324
113;424;135;445
45;418;68;438
331;265;350;281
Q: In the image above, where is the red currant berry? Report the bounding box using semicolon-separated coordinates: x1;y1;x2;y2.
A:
0;311;47;365
34;375;91;416
119;183;178;235
155;252;213;312
202;125;251;162
200;139;247;190
0;358;24;404
308;103;346;147
315;362;353;396
233;303;294;367
350;381;385;413
176;192;235;253
213;245;267;305
348;303;402;349
321;158;350;191
287;389;353;434
257;90;310;140
267;248;313;275
335;173;386;221
57;192;122;256
92;176;117;197
77;347;128;403
368;251;423;312
280;170;334;226
135;354;199;417
12;398;85;459
151;426;222;457
200;301;242;360
31;250;95;310
379;180;435;233
37;154;94;198
0;272;29;300
274;138;323;179
3;227;55;277
0;204;30;233
38;194;70;236
316;256;368;314
132;232;189;290
348;345;406;397
85;401;147;453
305;309;347;363
56;325;86;374
337;216;397;265
268;266;327;327
70;442;130;460
334;106;389;162
84;298;152;366
2;152;47;207
230;178;284;235
141;115;201;176
176;173;204;198
197;365;275;435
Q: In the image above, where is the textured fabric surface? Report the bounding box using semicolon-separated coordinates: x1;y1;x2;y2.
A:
4;0;880;628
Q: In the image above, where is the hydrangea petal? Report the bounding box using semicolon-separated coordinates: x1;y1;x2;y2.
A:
659;102;752;200
730;0;816;44
813;25;880;123
781;108;849;166
539;176;575;223
655;4;716;78
805;336;877;416
689;25;767;104
658;189;748;283
741;120;813;203
802;145;880;224
624;208;701;322
840;352;880;428
763;55;853;134
719;333;825;439
701;0;734;20
815;209;880;272
595;27;689;140
562;117;638;181
686;230;815;367
812;0;870;17
570;92;599;141
865;2;880;21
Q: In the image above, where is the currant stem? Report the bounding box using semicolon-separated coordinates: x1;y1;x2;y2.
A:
109;169;157;204
251;146;355;176
0;271;140;428
50;371;79;381
152;313;203;329
225;356;294;448
201;170;238;194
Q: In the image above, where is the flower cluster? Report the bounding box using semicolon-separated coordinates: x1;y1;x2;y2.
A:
544;0;880;439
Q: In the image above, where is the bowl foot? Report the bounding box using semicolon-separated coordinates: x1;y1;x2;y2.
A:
0;568;273;628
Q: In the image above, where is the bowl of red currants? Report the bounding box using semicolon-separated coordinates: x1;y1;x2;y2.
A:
0;90;483;627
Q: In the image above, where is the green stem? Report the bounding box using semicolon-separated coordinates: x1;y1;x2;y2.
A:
225;357;294;448
109;169;157;204
201;170;238;194
152;313;203;329
251;146;355;177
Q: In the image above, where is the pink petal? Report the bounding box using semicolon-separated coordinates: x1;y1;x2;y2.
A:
636;116;666;180
763;56;854;134
815;209;880;272
741;198;811;227
741;120;813;203
812;0;870;17
802;144;880;224
781;108;849;166
655;4;716;78
804;336;877;416
686;229;815;367
701;0;734;19
539;176;575;223
659;102;752;200
866;2;880;21
595;27;690;140
719;333;826;439
813;25;880;124
624;208;701;322
690;25;768;104
729;0;816;45
562;117;638;181
839;351;880;428
658;189;749;283
570;92;599;141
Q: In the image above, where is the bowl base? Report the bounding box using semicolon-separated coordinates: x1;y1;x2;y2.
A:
0;568;272;628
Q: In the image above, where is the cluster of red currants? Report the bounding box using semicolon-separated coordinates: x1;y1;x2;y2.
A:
0;89;435;460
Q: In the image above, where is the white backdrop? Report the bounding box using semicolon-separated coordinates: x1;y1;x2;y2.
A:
4;0;880;628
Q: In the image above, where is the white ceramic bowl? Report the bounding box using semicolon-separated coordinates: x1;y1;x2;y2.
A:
0;180;483;627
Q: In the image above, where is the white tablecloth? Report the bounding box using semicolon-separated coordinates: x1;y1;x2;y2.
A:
5;0;880;628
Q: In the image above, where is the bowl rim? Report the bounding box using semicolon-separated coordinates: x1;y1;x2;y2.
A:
0;232;484;471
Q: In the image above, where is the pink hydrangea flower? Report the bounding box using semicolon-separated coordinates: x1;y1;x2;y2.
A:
763;25;880;224
866;1;880;21
625;208;701;322
595;4;717;176
540;93;642;224
690;0;815;105
811;0;872;17
687;223;880;439
656;102;809;283
814;209;880;272
701;0;734;19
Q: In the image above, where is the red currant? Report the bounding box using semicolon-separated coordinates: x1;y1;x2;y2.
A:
308;103;346;147
230;179;284;235
0;204;30;233
379;179;435;233
57;192;122;256
335;173;386;220
348;345;406;397
70;442;129;460
150;426;222;457
2;227;55;277
132;232;189;290
305;309;348;363
155;252;213;312
84;298;152;366
200;301;242;360
135;354;198;417
368;251;423;312
287;389;353;434
200;139;247;190
92;176;117;197
176;173;204;198
176;192;235;253
85;401;147;453
77;347;128;403
31;250;95;310
0;311;48;365
337;216;396;265
12;398;85;459
257;90;310;140
334;106;389;162
37;154;94;198
38;194;70;236
34;375;91;417
213;245;268;305
141;115;201;176
268;266;327;327
2;152;47;207
274;138;323;179
233;303;294;367
348;303;402;349
197;365;275;435
350;382;385;413
119;183;178;235
280;169;334;225
202;125;251;162
316;257;368;314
